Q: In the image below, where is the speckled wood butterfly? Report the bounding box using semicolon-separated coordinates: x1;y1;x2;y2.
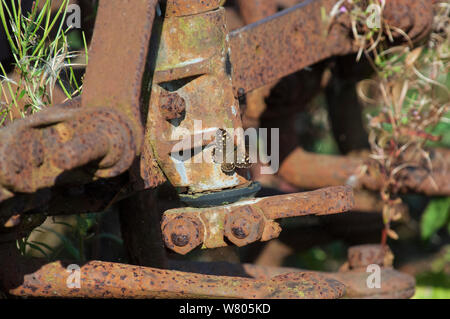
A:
213;129;252;173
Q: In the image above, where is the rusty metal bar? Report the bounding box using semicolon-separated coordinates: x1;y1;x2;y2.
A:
259;185;354;219
229;0;355;95
279;147;450;196
0;244;345;299
230;0;434;95
168;244;416;299
169;262;415;299
82;0;159;154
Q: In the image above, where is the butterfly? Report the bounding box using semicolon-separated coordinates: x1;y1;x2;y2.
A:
213;129;252;173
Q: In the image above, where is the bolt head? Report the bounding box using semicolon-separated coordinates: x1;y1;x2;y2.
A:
161;214;204;255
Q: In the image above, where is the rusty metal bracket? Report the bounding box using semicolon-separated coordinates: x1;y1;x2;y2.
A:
143;5;250;193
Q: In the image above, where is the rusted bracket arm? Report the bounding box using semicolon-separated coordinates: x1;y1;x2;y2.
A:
161;186;354;254
230;0;353;95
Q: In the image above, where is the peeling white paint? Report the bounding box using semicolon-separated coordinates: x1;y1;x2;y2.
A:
193;164;241;192
225;197;263;208
231;105;237;116
171;57;205;68
171;157;189;185
208;212;221;237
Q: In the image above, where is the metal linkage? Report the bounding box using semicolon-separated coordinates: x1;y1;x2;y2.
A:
0;0;159;203
0;105;135;197
161;186;354;254
0;0;435;214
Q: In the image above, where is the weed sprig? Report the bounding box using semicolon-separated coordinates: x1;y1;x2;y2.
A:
0;0;87;125
332;1;449;243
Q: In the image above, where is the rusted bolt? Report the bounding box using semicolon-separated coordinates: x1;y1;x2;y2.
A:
224;206;264;247
161;214;204;255
159;90;186;121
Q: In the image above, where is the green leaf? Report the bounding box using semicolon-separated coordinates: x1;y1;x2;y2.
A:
26;242;50;260
381;122;393;132
18;89;27;101
30;240;55;253
76;215;89;236
420;197;450;240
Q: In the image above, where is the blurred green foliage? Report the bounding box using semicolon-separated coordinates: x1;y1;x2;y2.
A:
420;197;450;241
285;241;347;272
22;213;123;263
414;246;450;299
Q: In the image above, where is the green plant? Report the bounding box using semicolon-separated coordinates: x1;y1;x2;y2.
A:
330;0;391;61
40;214;98;262
20;213;123;262
413;246;450;299
286;241;347;272
333;1;449;243
0;0;87;125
